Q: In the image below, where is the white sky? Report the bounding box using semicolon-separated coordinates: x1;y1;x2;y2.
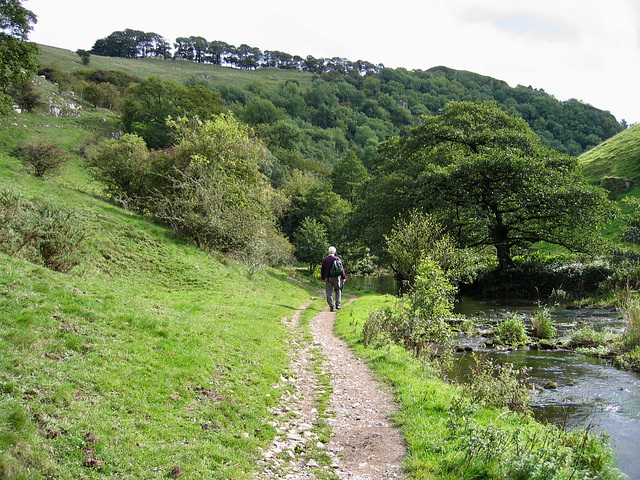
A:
24;0;640;124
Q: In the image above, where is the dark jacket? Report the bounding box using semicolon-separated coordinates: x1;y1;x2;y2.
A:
321;254;346;281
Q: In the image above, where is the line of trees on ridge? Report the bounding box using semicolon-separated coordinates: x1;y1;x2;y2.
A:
90;28;383;75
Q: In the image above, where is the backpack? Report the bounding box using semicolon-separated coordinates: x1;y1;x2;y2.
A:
329;258;343;277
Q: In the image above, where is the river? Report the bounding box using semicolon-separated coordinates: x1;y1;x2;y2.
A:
453;298;640;480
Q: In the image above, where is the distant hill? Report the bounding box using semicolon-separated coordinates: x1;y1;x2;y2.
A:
37;45;624;165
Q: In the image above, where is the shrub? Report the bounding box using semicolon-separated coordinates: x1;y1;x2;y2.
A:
151;116;285;257
462;354;533;413
567;326;608;348
0;188;85;273
445;400;620;479
385;210;476;287
13;142;69;178
362;307;396;348
621;297;640;349
233;224;294;275
87;134;154;212
475;252;615;300
26;200;86;273
0;187;30;255
531;307;557;339
492;313;529;347
362;258;456;368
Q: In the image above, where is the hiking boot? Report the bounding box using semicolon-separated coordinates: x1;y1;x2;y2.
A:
330;306;335;312
336;305;341;310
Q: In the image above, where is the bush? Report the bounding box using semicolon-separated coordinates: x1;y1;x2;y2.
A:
362;307;396;348
87;134;154;212
492;313;529;347
362;258;456;367
385;210;476;287
446;400;620;479
474;252;615;300
13;142;69;178
0;188;85;273
566;326;615;350
531;307;557;339
27;201;86;272
151;116;286;257
621;297;640;350
0;187;30;255
462;355;533;413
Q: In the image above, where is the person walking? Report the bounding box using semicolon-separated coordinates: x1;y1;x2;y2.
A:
321;246;346;312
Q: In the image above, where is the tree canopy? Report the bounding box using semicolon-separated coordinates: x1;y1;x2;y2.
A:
357;101;618;270
87;30;624;158
0;0;39;113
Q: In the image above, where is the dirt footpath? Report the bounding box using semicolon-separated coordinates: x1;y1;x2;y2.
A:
255;296;406;479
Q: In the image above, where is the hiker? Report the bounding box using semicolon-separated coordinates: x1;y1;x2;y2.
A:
321;246;346;312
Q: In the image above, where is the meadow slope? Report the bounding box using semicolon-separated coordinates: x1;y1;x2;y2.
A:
0;94;316;478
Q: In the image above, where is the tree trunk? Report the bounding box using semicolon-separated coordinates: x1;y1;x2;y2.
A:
495;241;515;271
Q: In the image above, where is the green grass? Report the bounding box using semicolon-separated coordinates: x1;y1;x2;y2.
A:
579;123;640;187
38;44;315;91
0;92;316;478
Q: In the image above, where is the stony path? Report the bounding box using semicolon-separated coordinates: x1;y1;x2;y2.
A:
255;296;406;479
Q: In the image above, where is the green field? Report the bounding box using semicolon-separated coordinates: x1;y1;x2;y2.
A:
38;44;315;91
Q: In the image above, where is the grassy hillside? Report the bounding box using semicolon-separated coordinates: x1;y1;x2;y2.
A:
38;44;315;91
0;78;316;478
579;123;640;196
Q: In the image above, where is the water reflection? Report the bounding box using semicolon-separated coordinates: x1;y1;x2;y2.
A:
347;274;399;295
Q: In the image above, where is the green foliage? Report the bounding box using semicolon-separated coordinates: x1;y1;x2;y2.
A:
153;115;282;255
0;0;39;113
0;187;85;272
121;77;225;148
88;115;289;261
477;252;616;300
621;296;640;349
279;170;351;241
462;355;533;413
531;307;557;339
385;210;475;286
330;150;368;202
445;400;620;479
12;141;69;178
87;133;154;212
361;101;618;271
566;326;613;349
292;216;328;273
26;199;86;273
363;258;456;366
621;196;640;243
492;313;529;347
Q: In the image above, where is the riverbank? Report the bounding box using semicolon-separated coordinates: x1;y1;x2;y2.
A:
334;292;623;479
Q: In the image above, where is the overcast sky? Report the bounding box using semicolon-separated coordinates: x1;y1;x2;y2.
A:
24;0;640;124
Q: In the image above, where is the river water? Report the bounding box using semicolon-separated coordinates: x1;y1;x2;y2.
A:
454;298;640;480
348;276;640;478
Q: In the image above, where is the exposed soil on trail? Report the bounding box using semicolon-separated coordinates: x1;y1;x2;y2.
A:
255;296;406;479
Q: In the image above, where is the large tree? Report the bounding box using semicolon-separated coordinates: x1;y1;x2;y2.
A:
0;0;38;113
120;77;225;149
357;101;617;270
